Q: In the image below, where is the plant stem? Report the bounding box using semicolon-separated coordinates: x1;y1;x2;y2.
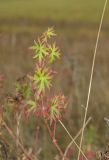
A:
63;117;91;160
59;120;88;160
44;119;65;158
77;1;108;160
3;121;32;160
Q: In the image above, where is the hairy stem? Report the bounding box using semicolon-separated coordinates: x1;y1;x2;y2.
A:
44;119;65;158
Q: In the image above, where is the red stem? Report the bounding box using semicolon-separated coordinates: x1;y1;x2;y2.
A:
3;121;33;160
44;118;64;158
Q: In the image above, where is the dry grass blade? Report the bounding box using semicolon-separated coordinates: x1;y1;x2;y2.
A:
77;0;108;160
62;117;92;160
59;120;88;160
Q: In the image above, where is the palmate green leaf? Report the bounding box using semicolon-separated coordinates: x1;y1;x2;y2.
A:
31;40;48;62
49;43;60;63
16;82;32;98
45;27;56;39
49;95;67;122
34;66;52;92
42;27;56;42
50;97;60;120
27;100;36;107
51;103;59;117
27;100;36;112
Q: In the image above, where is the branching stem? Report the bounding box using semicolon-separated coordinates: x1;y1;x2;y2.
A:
3;121;32;160
44;119;65;158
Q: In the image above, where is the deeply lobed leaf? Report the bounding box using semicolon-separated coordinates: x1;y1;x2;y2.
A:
31;40;48;62
49;43;60;63
34;66;53;92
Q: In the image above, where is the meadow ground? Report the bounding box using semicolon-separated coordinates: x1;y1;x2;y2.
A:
0;0;109;159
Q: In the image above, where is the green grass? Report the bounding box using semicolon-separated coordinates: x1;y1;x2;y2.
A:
0;0;108;24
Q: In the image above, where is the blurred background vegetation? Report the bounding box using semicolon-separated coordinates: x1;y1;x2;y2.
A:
0;0;109;159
